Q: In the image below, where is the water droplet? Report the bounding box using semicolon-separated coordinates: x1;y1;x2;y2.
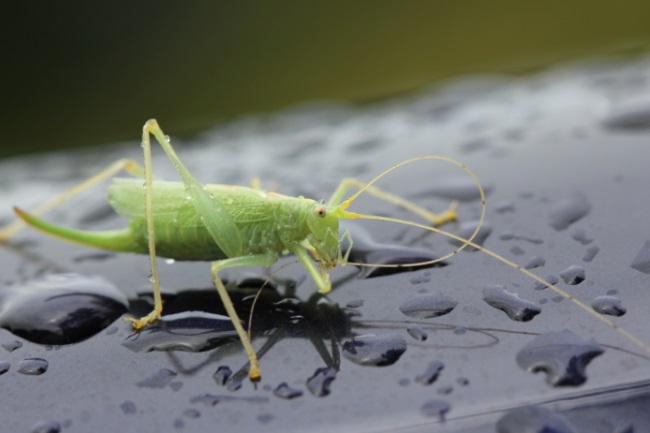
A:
409;271;431;285
510;245;525;256
591;295;626;316
30;421;61;433
257;413;274;424
499;231;543;244
398;378;410;386
415;360;444;385
420;398;450;421
17;357;48;375
189;393;268;406
170;381;183;391
559;265;585;285
583;246;599;262
407;326;428;341
453;326;467;335
524;255;546;269
437;386;453;395
399;293;458;319
571;228;593;245
0;360;10;375
122;312;238;353
603;94;650;129
456;377;469;386
164;135;171;143
516;330;604;386
273;382;303;399
120;400;137;415
183;408;201;419
415;176;492;201
306;367;336;397
136;368;177;388
482;285;541;322
2;339;23;352
345;299;364;308
533;275;559;291
165;258;176;265
340;221;447;277
448;220;492;250
342;333;406;366
630;240;650;274
0;273;128;345
213;365;233;386
549;193;591;230
496;406;574;433
494;200;515;213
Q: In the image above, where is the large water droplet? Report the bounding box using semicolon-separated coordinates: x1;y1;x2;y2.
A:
122;312;238;353
482;285;541;322
399;293;458;319
0;273;128;345
591;295;626;316
630;240;650;274
340;221;446;278
306;367;337;397
415;360;444;385
496;406;575;433
516;330;604;386
17;357;49;375
548;193;591;231
342;333;406;366
559;265;585;285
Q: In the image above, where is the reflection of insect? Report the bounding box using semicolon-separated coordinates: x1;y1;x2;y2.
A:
1;119;649;383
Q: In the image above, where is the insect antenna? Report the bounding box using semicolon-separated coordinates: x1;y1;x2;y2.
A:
337;156;650;357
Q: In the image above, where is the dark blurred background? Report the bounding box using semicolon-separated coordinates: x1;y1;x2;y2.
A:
2;1;650;158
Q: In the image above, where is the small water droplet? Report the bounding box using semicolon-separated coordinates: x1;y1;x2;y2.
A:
136;368;177;388
345;299;364;308
496;406;574;433
1;339;23;352
407;326;428;341
273;382;303;399
603;94;650;129
415;176;492;201
592;295;626;316
30;420;61;433
533;275;559;291
420;398;450;421
342;333;406;366
213;365;233;386
415;360;444;385
306;367;336;397
482;285;541;322
516;330;604;386
17;357;48;375
399;293;458;319
630;240;650;274
190;393;268;406
571;228;593;245
583;246;599;262
456;377;469;386
258;413;274;423
437;386;453;395
183;408;200;419
0;360;10;375
164;135;171;143
494;200;515;213
453;326;467;335
559;265;585;285
499;231;543;244
173;418;184;429
448;220;492;250
549;193;590;230
120;400;137;415
165;258;176;265
524;255;546;269
510;245;525;256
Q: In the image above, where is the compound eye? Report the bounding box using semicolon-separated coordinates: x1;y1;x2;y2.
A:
314;205;327;217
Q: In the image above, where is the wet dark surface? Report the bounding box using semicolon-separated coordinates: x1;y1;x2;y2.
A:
2;56;650;432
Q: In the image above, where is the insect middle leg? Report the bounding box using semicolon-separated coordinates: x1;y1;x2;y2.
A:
0;159;146;242
327;178;458;226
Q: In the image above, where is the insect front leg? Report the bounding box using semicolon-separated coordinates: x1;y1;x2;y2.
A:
210;253;279;383
290;244;332;294
328;178;458;227
0;159;146;242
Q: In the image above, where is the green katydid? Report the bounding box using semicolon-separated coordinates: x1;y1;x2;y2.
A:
1;119;649;384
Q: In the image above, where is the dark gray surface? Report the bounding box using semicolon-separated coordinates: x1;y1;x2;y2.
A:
2;55;650;433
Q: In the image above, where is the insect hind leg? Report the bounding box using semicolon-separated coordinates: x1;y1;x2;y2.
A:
0;159;146;242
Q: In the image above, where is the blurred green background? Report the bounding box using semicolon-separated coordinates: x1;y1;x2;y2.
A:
2;1;650;158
